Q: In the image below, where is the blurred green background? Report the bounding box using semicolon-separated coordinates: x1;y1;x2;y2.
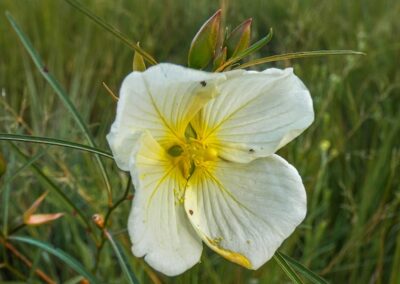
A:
0;0;399;283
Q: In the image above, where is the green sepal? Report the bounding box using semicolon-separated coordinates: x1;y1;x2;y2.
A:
133;42;146;71
188;9;221;69
226;18;252;58
213;46;227;70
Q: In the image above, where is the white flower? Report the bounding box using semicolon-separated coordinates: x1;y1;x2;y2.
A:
107;63;314;276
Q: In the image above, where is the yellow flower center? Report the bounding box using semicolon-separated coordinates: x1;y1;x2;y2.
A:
167;139;218;179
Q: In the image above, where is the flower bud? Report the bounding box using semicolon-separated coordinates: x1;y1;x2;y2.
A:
188;10;221;69
226;18;252;58
92;214;105;229
24;213;64;226
23;192;64;226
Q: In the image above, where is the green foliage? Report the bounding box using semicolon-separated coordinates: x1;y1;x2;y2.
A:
9;236;98;283
0;0;399;283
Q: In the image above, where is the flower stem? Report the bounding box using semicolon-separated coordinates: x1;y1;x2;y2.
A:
93;175;132;273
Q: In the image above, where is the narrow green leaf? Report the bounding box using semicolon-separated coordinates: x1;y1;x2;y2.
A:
216;28;273;71
0;133;113;159
274;252;304;284
278;252;329;284
9;236;98;283
188;9;221;69
5;12;113;204
104;230;138;284
236;50;366;69
64;0;157;65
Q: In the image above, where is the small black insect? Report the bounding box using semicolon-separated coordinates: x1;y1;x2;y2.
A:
249;149;255;153
200;81;207;87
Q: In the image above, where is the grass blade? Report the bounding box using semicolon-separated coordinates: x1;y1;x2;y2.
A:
9;143;91;231
274;252;304;284
9;236;98;283
0;133;113;159
236;50;366;69
278;252;329;284
64;0;157;65
5;12;113;204
104;230;138;284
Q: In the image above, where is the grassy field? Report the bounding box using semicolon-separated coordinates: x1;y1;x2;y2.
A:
1;0;399;283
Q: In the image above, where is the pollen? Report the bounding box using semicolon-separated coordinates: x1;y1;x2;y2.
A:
167;138;218;179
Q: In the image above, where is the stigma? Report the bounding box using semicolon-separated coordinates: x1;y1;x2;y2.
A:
167;139;218;179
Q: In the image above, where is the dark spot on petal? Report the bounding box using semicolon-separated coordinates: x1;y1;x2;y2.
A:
249;149;255;153
200;81;207;87
189;209;194;215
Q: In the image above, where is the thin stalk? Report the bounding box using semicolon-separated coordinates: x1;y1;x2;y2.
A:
93;176;132;272
235;50;366;69
8;223;26;235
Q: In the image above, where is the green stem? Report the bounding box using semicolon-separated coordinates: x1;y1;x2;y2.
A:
93;176;132;273
8;223;26;235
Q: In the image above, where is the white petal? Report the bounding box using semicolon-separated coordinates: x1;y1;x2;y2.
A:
128;132;202;276
107;63;225;170
192;68;314;163
184;154;306;269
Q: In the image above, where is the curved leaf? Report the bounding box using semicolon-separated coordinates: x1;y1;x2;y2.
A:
0;133;113;159
278;252;329;284
9;236;99;283
274;252;304;284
